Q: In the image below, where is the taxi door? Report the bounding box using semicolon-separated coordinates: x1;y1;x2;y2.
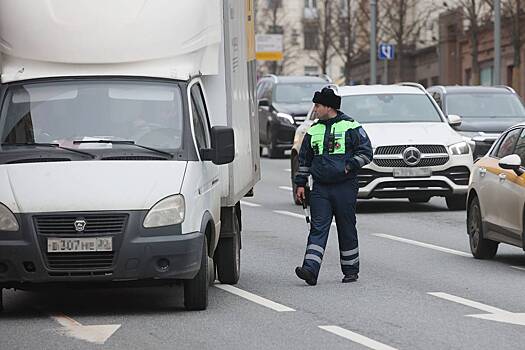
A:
498;128;525;240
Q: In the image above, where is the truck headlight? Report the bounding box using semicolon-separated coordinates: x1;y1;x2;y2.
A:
0;203;19;231
449;141;470;155
277;112;294;125
143;195;185;228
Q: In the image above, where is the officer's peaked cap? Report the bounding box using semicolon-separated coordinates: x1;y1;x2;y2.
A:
312;87;341;110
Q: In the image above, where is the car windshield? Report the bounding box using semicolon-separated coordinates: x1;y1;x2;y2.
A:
446;93;525;118
340;94;442;123
274;83;327;103
0;80;184;150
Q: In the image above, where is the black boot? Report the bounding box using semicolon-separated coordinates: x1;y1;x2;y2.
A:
295;267;317;286
342;273;358;283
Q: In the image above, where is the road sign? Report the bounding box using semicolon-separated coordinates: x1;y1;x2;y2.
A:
378;43;395;60
256;34;283;61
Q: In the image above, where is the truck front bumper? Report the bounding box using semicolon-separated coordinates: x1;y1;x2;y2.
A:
0;210;204;289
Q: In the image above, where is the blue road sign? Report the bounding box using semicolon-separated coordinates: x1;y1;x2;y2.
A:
378;44;395;60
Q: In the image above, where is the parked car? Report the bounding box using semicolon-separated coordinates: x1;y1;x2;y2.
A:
257;75;330;158
466;123;525;259
291;83;473;210
427;85;525;159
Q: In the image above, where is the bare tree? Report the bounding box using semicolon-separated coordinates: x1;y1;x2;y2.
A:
457;0;490;85
379;0;430;82
308;0;337;75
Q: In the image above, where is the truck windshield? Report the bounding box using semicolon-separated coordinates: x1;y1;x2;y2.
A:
446;93;525;118
274;83;326;103
0;80;184;151
340;94;442;123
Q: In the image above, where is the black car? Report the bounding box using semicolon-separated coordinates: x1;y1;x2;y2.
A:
427;85;525;159
257;75;330;158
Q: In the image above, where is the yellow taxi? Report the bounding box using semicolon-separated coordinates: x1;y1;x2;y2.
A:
467;123;525;258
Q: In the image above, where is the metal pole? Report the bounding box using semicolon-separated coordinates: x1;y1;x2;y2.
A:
370;0;377;84
383;59;388;84
494;0;501;85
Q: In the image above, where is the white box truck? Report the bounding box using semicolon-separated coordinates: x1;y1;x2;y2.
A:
0;0;259;310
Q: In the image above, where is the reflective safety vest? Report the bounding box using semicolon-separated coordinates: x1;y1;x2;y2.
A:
307;120;361;155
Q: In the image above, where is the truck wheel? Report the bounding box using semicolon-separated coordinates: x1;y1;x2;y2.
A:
183;237;209;311
215;217;241;284
468;197;498;259
446;194;467;210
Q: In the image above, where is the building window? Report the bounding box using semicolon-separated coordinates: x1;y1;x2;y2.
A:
480;66;493;86
305;0;317;8
431;76;439;86
507;65;514;86
304;66;319;76
304;27;319;50
304;0;318;19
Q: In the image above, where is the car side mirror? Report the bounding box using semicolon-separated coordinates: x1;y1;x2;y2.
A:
201;126;235;165
447;114;462;128
499;154;523;176
258;99;270;108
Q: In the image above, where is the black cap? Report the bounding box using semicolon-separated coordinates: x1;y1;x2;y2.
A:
312;87;341;110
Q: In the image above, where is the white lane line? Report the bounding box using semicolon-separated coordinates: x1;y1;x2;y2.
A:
373;233;471;257
279;186;293;192
319;326;398;350
273;210;336;227
511;266;525;272
284;169;291;172
428;292;509;314
215;284;295;312
240;200;261;207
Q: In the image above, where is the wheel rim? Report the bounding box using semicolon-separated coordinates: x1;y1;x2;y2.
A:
468;202;481;250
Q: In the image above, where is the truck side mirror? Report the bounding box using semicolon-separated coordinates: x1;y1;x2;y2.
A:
201;126;235;165
258;99;270;108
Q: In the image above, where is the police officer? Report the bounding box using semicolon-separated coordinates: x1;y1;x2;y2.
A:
295;87;372;285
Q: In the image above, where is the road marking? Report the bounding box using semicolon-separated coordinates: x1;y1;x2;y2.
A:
319;326;398;350
284;168;291;172
49;313;121;345
215;284;295;312
511;266;525;272
240;200;261;207
273;210;336;227
429;292;525;326
373;233;471;257
279;186;293;192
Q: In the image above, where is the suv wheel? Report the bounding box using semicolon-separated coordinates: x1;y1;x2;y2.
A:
446;194;467;210
267;126;283;159
468;196;498;259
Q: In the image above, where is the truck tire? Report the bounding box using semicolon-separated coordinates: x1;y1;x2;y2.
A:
468;197;498;259
183;237;209;311
215;216;241;285
446;194;467;210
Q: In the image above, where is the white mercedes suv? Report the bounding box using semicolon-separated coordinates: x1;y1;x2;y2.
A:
291;83;474;210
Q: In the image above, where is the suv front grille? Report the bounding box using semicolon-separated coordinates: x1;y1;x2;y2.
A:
35;214;128;236
373;144;449;168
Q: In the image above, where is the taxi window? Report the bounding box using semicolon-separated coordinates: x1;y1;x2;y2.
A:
514;129;525;166
496;128;521;158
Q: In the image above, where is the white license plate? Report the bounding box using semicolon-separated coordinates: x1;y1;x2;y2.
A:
393;168;432;178
47;237;113;253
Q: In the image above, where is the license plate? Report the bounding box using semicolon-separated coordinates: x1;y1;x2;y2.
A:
393;168;432;178
47;237;113;253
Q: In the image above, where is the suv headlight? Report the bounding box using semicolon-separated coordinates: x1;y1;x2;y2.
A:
143;195;185;228
0;203;19;231
449;141;470;155
277;112;294;125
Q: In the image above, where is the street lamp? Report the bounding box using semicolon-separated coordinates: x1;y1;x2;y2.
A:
494;0;501;85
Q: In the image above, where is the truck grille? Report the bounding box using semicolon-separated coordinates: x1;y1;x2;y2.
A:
374;145;449;168
35;214;128;236
46;252;115;270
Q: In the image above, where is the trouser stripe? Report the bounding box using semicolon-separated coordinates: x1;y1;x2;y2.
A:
307;244;325;255
305;254;322;264
340;248;359;257
341;257;359;266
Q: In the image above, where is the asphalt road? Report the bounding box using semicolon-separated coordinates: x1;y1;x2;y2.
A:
2;158;525;349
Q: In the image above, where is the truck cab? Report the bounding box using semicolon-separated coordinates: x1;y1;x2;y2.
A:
0;0;259;311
